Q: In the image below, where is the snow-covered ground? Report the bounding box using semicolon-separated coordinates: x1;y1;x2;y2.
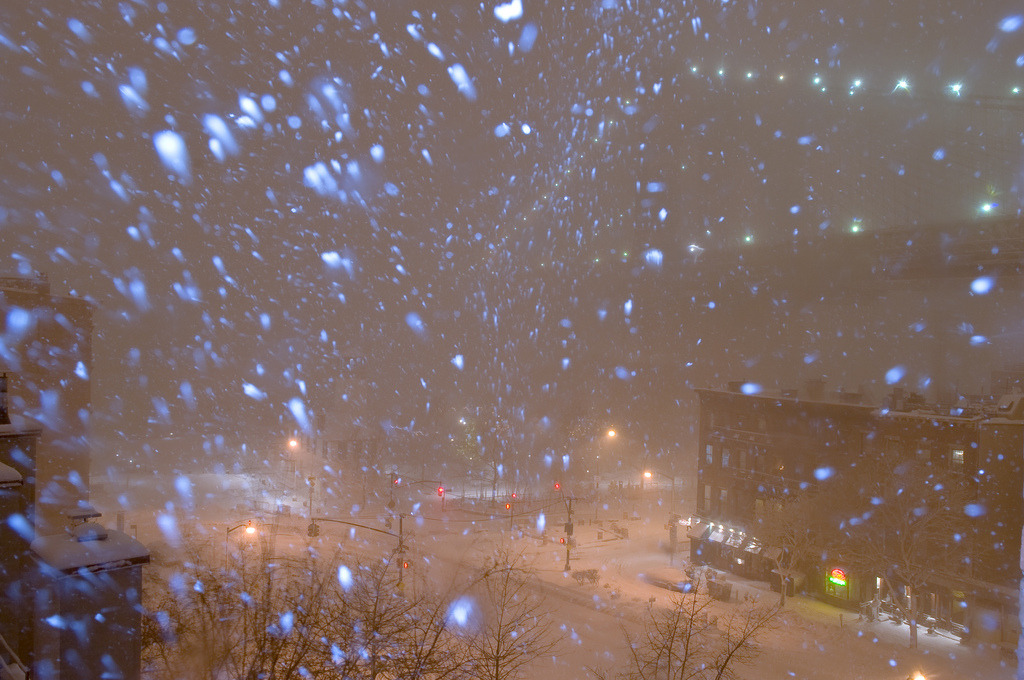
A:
89;469;1017;679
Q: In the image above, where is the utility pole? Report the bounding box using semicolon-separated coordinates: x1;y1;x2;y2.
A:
307;475;316;516
563;497;573;572
397;513;406;589
398;513;405;553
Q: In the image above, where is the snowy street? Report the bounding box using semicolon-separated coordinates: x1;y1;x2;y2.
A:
89;467;1016;680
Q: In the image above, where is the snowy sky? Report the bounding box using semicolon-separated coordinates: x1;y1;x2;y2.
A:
2;0;1023;459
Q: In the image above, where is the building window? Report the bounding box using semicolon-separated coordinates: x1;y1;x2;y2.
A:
703;484;712;512
705;444;714;465
718;488;728;513
722;448;730;467
738;449;747;470
951;448;965;468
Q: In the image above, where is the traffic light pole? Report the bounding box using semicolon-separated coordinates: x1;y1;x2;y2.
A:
398;513;406;588
564;497;573;572
307;475;316;517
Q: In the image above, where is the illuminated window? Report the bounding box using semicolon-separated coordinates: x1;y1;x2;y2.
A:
951;448;965;467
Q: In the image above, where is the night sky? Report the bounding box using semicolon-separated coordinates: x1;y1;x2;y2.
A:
2;0;1024;468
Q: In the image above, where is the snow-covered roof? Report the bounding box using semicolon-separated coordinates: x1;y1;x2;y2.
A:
694;386;876;411
0;423;42;437
31;524;150;573
0;462;22;485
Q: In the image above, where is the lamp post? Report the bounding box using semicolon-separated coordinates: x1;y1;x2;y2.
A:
225;520;258;568
642;468;677;508
285;437;300;494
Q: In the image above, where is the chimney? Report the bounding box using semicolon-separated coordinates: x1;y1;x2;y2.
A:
804;378;826;401
889;387;905;411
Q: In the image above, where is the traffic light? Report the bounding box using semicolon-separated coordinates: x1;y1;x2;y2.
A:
511;492;517;499
504;502;512;510
559;537;566;544
565;522;573;536
437;485;445;497
391;473;400;486
402;560;410;569
307;522;320;537
553;481;561;491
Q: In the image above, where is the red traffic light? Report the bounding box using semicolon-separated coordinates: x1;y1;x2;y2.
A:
402;560;410;569
553;482;561;490
437;486;445;497
504;502;512;510
559;537;566;544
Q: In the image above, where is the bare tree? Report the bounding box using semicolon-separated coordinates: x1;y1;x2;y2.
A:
143;531;477;680
836;457;975;648
709;603;780;680
465;547;560;680
144;532;571;680
601;575;778;680
754;490;830;606
144;535;338;680
316;553;473;680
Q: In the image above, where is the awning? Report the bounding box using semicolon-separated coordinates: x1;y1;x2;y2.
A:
742;538;762;555
687;524;711;541
708;528;726;543
724;531;746;548
761;546;783;563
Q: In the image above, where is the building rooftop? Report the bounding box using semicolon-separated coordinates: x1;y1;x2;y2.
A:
697;383;1024;424
31;525;150;573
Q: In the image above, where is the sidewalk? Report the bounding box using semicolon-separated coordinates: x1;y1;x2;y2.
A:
504;502;1018;680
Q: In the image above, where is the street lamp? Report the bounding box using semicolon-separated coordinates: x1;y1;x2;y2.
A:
225;520;258;568
642;468;677;507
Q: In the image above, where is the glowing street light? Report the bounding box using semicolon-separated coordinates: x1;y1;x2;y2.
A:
607;429;617;439
226;520;258;567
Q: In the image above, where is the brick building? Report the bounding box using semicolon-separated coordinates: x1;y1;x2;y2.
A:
691;381;1022;648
